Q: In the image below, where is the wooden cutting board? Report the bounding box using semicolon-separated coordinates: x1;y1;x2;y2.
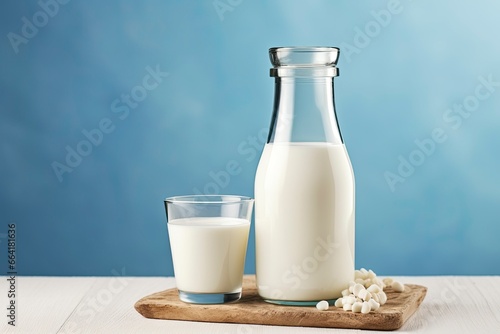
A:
134;275;427;331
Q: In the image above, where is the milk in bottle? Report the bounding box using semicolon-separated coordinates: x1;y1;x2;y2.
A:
254;47;355;304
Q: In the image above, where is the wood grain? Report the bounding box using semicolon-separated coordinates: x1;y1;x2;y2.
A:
135;275;427;331
0;277;97;334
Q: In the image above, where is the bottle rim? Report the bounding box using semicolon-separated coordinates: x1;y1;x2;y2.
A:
269;46;340;77
269;46;339;53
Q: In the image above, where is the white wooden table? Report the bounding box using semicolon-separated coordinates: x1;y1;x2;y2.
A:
1;276;499;333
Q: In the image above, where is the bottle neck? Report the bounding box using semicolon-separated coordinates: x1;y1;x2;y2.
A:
268;77;343;144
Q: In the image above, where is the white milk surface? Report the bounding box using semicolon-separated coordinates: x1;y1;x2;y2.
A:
255;142;355;301
168;217;250;293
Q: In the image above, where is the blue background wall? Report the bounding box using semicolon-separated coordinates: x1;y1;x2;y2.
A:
1;0;499;276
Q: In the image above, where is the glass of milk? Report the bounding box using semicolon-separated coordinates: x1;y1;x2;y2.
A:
164;195;254;304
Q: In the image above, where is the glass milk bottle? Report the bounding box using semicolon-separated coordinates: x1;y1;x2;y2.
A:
255;47;355;304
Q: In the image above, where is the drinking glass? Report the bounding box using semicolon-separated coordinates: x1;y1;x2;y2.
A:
165;195;254;304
